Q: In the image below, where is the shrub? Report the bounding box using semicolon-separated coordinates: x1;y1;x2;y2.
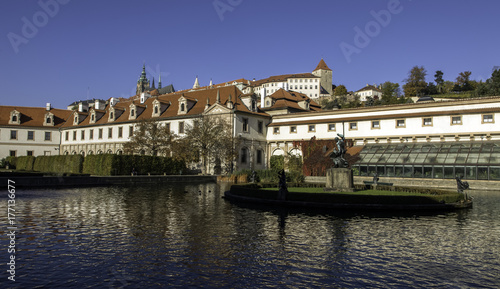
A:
270;155;284;170
16;156;35;171
82;154;185;176
5;156;17;169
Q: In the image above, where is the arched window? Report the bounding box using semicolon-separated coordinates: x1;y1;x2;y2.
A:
154;106;159;114
12;115;17;122
180;103;185;112
46;117;51;123
131;109;135;116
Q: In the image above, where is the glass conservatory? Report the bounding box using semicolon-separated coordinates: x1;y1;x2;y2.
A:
353;142;500;180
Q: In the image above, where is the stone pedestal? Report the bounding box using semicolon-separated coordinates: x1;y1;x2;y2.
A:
325;168;354;192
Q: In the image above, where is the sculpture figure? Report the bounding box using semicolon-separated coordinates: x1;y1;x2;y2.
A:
330;133;349;168
277;169;288;200
456;175;469;194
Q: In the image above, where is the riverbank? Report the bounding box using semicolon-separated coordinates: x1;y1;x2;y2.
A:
0;174;217;189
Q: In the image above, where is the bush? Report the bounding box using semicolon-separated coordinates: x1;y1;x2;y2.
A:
16;156;35;171
5;156;17;169
33;155;84;174
270;155;284;170
82;154;185;176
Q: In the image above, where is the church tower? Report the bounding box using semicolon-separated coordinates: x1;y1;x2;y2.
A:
136;64;151;95
312;59;333;95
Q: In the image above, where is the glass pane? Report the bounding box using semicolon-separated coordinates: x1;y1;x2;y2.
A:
470;144;481;153
387;153;400;164
477;167;488;180
465;166;476;180
477;153;491;164
455;153;468;164
489;167;500;180
360;166;368;176
424;153;438;164
403;166;413;177
368;166;377;176
395;154;410;164
444;153;457;164
414;166;423;178
444;166;454;179
377;166;385;177
455;166;465;178
406;152;419;163
414;153;428;164
433;166;444;178
449;144;462;153
435;153;447;163
395;166;404;177
386;166;395;177
424;166;433;178
466;153;479;164
370;154;382;164
360;154;374;163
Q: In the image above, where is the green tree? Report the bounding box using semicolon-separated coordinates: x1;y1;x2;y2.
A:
123;118;175;156
381;81;401;104
434;70;444;93
334;85;348;96
456;71;473;91
403;66;428;96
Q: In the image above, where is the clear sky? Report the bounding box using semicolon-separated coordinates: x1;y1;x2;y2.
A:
1;0;499;109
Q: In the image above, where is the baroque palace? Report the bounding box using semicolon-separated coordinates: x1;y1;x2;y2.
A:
1;60;499;180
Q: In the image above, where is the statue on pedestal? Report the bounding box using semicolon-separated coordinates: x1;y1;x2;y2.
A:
330;133;349;168
456;175;469;194
278;169;288;200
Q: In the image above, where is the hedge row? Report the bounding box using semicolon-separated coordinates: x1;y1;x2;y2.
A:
6;154;185;176
82;154;185;176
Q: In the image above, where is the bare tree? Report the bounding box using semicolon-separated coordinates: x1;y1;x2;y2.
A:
123;118;175;156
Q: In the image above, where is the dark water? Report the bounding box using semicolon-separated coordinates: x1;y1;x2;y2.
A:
1;182;499;288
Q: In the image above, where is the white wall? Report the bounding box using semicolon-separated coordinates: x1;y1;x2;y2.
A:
0;127;61;158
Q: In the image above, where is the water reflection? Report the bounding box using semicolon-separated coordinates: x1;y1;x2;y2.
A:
1;185;499;288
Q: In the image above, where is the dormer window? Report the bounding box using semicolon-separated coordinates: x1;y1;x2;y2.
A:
43;112;54;126
154;106;159;114
91;114;95;122
131;109;135;117
110;112;114;119
181;103;185;112
9;110;21;125
74;115;79;125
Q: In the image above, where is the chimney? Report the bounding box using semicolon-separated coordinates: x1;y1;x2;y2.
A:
46;103;51;111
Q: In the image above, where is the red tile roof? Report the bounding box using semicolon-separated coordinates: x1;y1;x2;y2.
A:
0;106;73;128
251;73;319;87
313;59;332;71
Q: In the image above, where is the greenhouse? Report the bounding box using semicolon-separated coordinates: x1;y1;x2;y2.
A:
353;142;500;181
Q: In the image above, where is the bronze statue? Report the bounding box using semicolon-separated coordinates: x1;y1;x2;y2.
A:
330;133;349;168
277;169;288;200
456;175;469;194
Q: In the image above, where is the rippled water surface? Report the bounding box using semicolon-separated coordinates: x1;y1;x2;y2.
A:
1;183;499;288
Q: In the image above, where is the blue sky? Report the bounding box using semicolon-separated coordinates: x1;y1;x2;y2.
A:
1;0;499;108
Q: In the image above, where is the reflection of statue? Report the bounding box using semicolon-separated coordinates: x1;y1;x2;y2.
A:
456;175;469;194
373;173;379;184
278;169;288;200
330;133;349;168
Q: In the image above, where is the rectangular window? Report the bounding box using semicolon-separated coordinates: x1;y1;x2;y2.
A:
65;131;69;141
10;150;16;157
258;121;263;134
81;130;85;140
423;117;432;126
108;128;113;139
241;148;247;164
396;119;405;128
290;126;297;133
349;122;357;130
73;131;77;141
10;130;17;140
179;122;184;134
308;125;316;132
165;123;170;133
118;127;123;138
45;131;51;141
371;121;380;129
451;116;462;125
256;150;262;164
328;124;336;131
129;126;134;137
482;114;494;123
27;131;34;140
273;127;280;134
89;129;94;140
27;150;34;156
44;151;51;156
242;118;249;132
99;128;103;139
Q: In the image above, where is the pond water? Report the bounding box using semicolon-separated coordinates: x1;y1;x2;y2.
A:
1;182;499;288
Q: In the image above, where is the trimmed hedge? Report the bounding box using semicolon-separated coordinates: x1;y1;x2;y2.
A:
6;154;183;176
33;155;84;174
16;156;36;171
5;156;17;169
82;154;185;176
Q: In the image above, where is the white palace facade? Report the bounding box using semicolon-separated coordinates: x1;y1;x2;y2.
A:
1;60;499;179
